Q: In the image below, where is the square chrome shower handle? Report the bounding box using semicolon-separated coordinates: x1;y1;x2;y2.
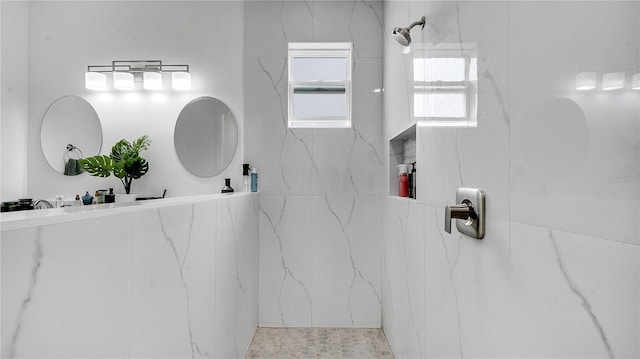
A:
444;188;485;239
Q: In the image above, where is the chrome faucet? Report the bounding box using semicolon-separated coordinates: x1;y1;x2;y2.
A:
33;199;54;209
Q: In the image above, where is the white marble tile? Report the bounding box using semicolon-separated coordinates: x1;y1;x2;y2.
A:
426;206;510;358
511;222;639;358
216;196;260;358
509;1;640;245
312;195;382;327
382;197;426;359
312;0;383;59
258;195;313;327
244;1;314;60
129;204;213;358
244;56;315;196
1;215;130;358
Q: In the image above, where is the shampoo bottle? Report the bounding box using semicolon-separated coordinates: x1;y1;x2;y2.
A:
411;162;417;199
242;164;251;192
250;168;258;192
398;164;409;197
222;178;234;194
408;163;414;199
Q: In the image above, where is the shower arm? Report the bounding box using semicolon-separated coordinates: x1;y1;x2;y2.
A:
407;16;426;31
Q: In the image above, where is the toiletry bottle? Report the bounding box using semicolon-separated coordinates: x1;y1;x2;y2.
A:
74;194;82;206
407;165;413;198
93;190;100;204
105;188;115;203
82;191;93;205
398;164;409;197
55;195;64;208
250;168;258;192
97;190;106;204
242;164;251;192
411;162;417;199
222;178;234;194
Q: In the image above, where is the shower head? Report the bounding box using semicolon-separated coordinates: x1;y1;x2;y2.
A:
392;16;426;46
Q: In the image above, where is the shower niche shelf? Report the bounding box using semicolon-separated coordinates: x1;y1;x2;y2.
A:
389;123;416;198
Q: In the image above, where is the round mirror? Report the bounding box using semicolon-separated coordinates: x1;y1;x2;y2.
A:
40;95;102;176
174;96;238;178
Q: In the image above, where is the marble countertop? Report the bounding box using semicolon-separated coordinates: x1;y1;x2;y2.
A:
0;192;256;231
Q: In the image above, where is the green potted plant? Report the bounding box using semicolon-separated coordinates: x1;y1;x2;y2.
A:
80;135;151;197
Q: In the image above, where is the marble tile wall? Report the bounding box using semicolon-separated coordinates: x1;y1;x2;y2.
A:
1;194;259;358
243;1;385;327
383;1;639;358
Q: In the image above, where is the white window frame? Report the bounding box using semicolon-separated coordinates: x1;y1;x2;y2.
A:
413;45;477;127
288;42;352;128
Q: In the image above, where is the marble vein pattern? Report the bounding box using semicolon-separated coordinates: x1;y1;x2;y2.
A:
7;228;43;359
2;194;259;359
246;0;384;328
244;327;394;359
548;230;614;359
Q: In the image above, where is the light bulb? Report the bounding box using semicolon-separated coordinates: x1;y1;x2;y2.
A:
575;71;596;91
143;72;162;90
113;72;134;90
85;72;106;90
602;72;625;91
172;72;191;90
632;73;640;90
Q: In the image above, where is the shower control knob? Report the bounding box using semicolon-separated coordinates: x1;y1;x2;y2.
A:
444;203;471;234
444;188;486;239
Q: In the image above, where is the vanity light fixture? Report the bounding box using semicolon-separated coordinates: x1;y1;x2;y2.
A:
85;60;190;91
632;73;640;90
143;71;162;90
113;71;134;90
602;72;625;90
575;71;597;91
171;71;191;90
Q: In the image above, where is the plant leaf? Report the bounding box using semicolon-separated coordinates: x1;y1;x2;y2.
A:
131;135;151;153
110;139;134;162
124;157;149;179
79;156;113;177
112;161;127;179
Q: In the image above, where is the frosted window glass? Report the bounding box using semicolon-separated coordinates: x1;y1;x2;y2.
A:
414;93;466;118
419;58;465;82
291;57;347;81
414;58;426;82
293;92;346;118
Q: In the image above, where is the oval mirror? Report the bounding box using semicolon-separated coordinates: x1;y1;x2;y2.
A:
174;96;238;178
40;95;102;176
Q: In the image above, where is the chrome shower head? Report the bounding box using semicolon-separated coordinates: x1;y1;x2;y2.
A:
392;16;426;46
392;27;411;46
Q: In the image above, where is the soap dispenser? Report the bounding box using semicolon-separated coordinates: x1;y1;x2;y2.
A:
242;164;251;192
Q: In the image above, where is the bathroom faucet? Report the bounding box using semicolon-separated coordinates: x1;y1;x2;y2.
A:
33;199;54;209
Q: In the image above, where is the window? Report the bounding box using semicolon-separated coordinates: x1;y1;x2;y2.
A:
288;42;352;128
413;45;477;127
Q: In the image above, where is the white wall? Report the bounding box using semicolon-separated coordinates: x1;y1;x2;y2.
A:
19;1;244;200
244;0;385;327
2;193;259;359
0;1;29;202
382;1;639;358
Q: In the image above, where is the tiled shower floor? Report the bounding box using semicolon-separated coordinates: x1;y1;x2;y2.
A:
244;327;395;359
